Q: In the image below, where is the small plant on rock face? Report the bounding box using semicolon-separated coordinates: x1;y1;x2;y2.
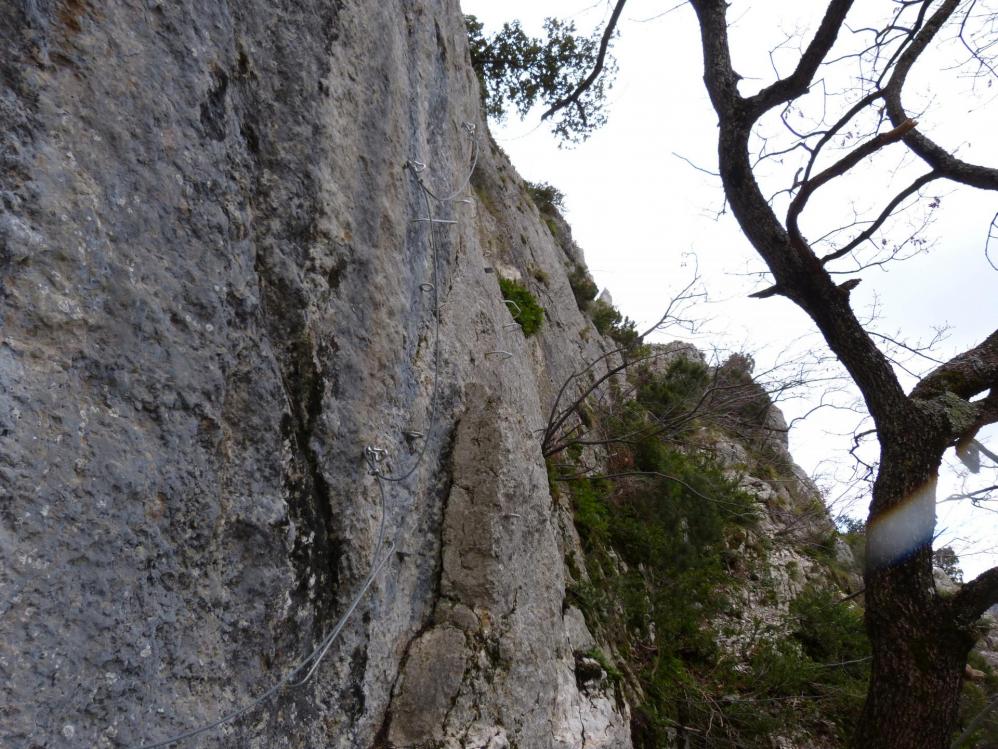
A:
584;647;622;683
529;264;549;285
568;264;598;309
498;277;544;336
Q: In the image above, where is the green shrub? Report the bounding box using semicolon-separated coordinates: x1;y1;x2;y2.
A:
934;545;964;583
589;299;640;349
551;335;879;746
563;442;759;745
713;353;772;429
783;587;870;739
530;265;549;285
747;638;815;695
958;652;998;748
555;355;878;745
636;358;710;423
588;299;618;333
567;477;609;547
681;587;870;743
498;277;544;336
526;180;566;213
835;516;867;575
790;587;869;665
568;264;598;308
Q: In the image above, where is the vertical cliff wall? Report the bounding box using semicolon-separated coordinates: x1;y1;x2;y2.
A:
1;1;635;747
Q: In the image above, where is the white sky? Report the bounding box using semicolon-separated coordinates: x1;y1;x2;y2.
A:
461;0;998;578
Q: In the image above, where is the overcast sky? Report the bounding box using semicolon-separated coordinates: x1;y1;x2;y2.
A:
461;0;998;577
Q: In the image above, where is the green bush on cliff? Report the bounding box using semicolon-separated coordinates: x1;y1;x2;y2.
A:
498;277;544;336
568;264;598;309
553;355;874;747
635;357;710;424
589;299;640;350
526;180;566;214
564;444;757;746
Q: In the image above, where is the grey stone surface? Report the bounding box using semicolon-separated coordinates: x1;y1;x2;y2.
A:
0;1;626;747
563;606;595;653
386;625;469;747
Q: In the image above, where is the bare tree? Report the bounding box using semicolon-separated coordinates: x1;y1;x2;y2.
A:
541;1;998;746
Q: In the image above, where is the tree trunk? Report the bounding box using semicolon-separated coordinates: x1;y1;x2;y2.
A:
852;452;976;748
853;565;974;747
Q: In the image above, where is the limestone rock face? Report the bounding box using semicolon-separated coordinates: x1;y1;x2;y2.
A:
0;2;627;747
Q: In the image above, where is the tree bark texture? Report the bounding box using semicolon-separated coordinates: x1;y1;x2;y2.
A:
856;453;976;748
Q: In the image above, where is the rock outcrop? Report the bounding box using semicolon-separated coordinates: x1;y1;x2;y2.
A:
1;1;629;746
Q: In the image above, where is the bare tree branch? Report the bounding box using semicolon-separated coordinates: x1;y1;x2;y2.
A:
818;171;940;265
786;118;919;252
952;563;998;622
986;210;998;270
911;329;998;401
883;0;998;189
541;0;628;122
940;482;998;503
746;0;856;114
